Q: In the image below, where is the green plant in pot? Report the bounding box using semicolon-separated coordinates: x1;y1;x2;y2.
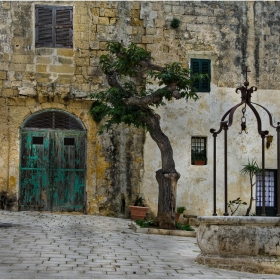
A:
133;196;145;207
191;149;207;165
175;206;186;222
129;196;149;221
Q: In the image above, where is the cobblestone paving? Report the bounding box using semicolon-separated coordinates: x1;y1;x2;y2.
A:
0;211;279;279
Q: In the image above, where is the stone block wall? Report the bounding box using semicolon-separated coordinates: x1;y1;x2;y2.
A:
0;1;279;217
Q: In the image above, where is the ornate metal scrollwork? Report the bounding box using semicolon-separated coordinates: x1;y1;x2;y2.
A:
240;106;248;134
210;66;279;217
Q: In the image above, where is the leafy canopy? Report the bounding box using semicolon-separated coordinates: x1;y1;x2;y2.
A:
240;158;261;177
90;41;206;133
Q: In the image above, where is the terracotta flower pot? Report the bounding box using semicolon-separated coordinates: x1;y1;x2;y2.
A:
129;205;149;220
194;160;206;165
175;212;180;222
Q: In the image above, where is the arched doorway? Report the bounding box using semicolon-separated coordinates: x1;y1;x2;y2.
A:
19;110;87;212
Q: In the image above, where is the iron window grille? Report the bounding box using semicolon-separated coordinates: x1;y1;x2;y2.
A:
191;59;211;92
256;170;276;207
191;136;207;165
24;111;84;130
35;5;73;48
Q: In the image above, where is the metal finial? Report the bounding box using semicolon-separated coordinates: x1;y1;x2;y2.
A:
242;66;251;87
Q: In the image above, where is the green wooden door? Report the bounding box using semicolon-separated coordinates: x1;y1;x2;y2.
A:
19;131;50;211
51;131;86;212
20;129;86;212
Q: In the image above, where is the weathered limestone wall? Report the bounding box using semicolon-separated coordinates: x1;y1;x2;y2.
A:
0;1;145;216
139;1;280;216
0;1;279;217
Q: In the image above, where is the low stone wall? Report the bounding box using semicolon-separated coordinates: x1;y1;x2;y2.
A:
196;216;280;274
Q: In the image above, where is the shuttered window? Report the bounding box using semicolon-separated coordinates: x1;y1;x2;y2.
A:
191;59;211;92
35;5;73;48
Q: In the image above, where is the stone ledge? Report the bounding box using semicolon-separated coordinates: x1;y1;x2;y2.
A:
197;216;280;226
131;221;196;237
196;254;280;275
196;216;280;275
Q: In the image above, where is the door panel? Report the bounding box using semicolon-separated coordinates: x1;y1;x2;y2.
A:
256;170;277;216
19;131;50;211
20;130;86;212
51;131;86;212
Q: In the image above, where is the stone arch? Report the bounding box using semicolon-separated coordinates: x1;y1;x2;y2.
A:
19;109;87;212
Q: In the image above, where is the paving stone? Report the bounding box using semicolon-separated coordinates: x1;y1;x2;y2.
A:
0;211;280;279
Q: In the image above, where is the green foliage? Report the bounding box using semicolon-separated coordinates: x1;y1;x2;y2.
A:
135;219;155;228
170;18;180;29
90;85;149;133
135;219;194;231
90;41;206;133
176;206;186;214
90;101;111;123
148;62;204;101
227;197;247;216
240;158;261;216
191;149;207;162
175;222;195;231
133;196;145;207
240;158;261;176
99;41;150;76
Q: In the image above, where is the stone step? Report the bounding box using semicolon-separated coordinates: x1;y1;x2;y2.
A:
182;214;200;227
131;221;196;237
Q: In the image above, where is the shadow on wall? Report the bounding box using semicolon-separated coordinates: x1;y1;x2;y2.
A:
0;192;17;210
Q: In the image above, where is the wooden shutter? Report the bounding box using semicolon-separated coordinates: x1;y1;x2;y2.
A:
35;6;73;48
35;6;53;47
191;59;211;92
55;7;73;48
191;59;200;90
201;60;210;92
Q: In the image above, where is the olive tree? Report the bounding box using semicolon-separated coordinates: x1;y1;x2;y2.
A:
90;42;205;229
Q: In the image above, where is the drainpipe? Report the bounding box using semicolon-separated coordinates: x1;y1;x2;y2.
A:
223;126;229;216
6;106;10;193
213;133;217;216
277;124;280;216
261;134;266;216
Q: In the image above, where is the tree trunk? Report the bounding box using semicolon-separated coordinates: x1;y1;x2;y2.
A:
245;174;254;216
144;110;180;229
156;170;180;229
107;70;181;229
245;197;253;216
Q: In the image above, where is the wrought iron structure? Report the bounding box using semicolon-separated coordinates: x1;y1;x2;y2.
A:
210;67;280;216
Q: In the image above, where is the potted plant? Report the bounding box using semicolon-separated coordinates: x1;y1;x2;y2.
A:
175;206;186;222
129;196;149;221
191;149;207;165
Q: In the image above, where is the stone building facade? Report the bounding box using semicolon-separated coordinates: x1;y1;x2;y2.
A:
0;1;280;217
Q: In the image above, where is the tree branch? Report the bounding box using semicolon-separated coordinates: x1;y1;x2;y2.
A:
123;83;180;106
123;88;164;106
138;58;165;73
107;72;124;90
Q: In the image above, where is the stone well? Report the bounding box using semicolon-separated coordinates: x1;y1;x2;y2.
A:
196;216;280;274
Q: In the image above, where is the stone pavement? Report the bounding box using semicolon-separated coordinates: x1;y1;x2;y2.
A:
0;211;279;279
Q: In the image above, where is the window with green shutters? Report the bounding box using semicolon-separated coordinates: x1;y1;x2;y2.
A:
191;59;211;92
35;5;73;48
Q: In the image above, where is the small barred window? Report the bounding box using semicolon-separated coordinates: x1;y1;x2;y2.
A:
191;137;207;165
